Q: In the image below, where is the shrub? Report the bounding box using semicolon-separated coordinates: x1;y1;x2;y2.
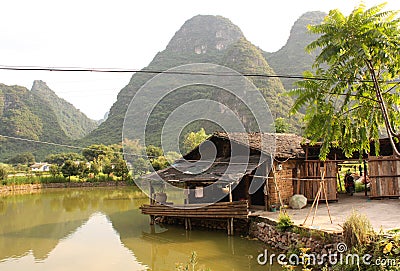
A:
343;210;375;248
276;211;294;232
0;164;9;181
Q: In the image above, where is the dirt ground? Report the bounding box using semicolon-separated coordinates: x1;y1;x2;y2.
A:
252;193;400;233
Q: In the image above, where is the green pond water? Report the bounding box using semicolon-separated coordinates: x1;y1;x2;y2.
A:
0;187;280;271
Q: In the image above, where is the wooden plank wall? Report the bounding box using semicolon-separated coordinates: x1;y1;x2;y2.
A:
295;161;338;201
369;156;400;198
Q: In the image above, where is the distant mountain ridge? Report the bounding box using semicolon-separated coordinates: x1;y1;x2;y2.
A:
0;82;97;160
31;80;98;139
264;11;326;90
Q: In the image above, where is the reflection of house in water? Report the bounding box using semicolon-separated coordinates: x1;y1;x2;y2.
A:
0;187;264;271
109;210;265;271
141;132;307;234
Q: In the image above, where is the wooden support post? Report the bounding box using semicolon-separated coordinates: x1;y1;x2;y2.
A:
226;218;234;236
364;160;368;197
150;215;155;225
229;183;233;203
265;174;269;210
149;181;155;205
296;168;301;194
185;218;188;230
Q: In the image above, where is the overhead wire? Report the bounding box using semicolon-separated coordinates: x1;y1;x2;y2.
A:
0;133;274;165
0;64;399;160
0;64;399;84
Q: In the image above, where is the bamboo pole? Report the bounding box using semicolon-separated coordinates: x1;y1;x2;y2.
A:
311;184;321;225
322;180;333;224
302;169;324;225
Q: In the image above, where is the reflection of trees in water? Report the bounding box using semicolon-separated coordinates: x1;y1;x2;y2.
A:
0;187;148;262
0;187;271;270
55;188;147;213
50;198;61;211
0;200;6;214
62;193;90;212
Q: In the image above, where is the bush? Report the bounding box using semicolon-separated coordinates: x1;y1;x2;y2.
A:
0;164;9;181
343;210;375;248
276;211;294;232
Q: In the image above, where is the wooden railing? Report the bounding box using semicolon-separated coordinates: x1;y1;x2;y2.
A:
140;200;249;219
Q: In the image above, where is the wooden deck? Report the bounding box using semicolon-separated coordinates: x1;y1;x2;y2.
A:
140;200;249;219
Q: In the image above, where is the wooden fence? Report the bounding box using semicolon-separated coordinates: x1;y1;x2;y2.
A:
295;161;338;201
369;156;400;198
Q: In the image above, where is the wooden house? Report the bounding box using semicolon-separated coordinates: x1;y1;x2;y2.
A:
299;137;400;200
140;132;306;234
30;162;51;172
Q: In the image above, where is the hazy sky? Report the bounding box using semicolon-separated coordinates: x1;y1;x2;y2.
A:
1;0;399;120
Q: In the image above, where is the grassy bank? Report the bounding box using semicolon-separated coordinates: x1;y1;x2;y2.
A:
1;173;132;186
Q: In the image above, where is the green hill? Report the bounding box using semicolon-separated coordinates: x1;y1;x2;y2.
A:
82;14;301;147
0;82;97;161
222;38;298;122
31;80;98;140
264;11;326;90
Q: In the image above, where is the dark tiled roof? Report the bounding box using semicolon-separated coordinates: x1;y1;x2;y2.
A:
213;132;306;159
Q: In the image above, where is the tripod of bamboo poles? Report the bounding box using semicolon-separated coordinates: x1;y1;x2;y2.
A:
302;166;333;226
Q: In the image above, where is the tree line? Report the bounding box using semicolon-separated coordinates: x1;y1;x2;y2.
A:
0;129;210;182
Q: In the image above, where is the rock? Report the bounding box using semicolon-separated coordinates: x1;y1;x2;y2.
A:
289;194;308;209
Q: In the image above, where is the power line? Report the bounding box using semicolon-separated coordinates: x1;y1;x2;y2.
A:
0;134;272;165
0;64;398;84
0;134;149;158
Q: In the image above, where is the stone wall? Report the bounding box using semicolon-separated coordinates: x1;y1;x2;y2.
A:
249;219;343;255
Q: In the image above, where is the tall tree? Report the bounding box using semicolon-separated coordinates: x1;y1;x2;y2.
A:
183;128;209;154
82;144;109;162
7;152;35;166
0;164;10;180
45;152;83;166
291;3;400;159
273;117;292;133
113;158;129;181
61;160;79;181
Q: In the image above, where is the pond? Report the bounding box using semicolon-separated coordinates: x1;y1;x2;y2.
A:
0;187;280;271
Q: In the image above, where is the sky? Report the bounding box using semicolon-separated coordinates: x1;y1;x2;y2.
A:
1;0;399;120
